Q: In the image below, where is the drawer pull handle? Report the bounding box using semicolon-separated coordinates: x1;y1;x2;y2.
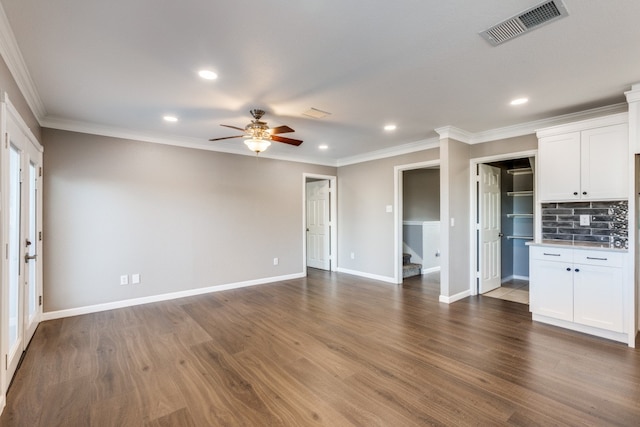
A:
543;253;561;256
586;257;607;261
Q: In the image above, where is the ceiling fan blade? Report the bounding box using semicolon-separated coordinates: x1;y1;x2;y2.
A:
220;124;246;132
208;135;244;141
271;135;303;146
270;125;295;134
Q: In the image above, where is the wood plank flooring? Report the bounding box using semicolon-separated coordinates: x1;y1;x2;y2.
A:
2;269;639;426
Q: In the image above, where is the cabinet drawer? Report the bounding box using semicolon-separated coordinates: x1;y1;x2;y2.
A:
530;246;573;262
573;250;624;268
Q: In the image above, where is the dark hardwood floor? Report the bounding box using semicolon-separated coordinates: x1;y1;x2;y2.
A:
2;269;639;426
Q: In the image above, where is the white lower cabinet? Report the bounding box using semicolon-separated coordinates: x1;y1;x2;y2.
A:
573;263;624;332
530;246;625;334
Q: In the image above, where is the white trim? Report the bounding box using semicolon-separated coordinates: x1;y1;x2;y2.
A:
4;93;42;152
42;272;305;322
394;159;440;285
302;173;338;273
474;104;627;144
43;117;338;167
536;112;628;138
422;266;441;274
468;149;538;296
336;137;440;167
434;126;472;144
532;314;629;344
335;267;396;284
0;4;47;121
439;289;470;304
502;274;529;283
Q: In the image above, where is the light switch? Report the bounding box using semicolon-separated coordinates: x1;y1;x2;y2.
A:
386;205;393;213
579;215;590;226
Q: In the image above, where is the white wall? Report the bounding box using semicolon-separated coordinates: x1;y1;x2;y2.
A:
337;149;439;280
43;128;336;312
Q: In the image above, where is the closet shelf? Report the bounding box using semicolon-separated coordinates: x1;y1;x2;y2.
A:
506;167;533;175
506;235;534;240
506;213;533;218
507;190;533;197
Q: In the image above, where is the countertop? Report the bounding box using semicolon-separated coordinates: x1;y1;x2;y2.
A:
526;240;628;253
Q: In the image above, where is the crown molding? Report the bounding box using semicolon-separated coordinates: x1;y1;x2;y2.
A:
41;116;339;167
626;83;640;103
0;3;46;122
470;103;628;144
535;112;628;138
434;126;472;143
336;137;440;167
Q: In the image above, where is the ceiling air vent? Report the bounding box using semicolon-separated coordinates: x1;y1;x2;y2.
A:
480;0;569;46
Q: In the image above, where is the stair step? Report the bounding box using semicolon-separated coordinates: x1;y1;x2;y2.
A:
403;263;422;278
402;253;411;264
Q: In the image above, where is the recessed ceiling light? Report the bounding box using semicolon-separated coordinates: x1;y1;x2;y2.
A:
384;124;397;131
318;144;328;150
198;70;218;80
163;115;178;122
510;97;529;106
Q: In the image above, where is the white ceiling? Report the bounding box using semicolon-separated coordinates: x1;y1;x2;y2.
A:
1;0;640;165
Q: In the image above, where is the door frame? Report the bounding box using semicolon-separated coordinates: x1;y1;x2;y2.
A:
393;160;440;284
302;173;337;273
468;150;537;296
0;93;44;403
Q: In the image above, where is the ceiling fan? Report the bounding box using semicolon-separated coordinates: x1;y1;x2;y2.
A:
209;109;303;153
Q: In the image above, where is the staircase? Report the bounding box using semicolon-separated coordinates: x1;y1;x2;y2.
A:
402;253;422;279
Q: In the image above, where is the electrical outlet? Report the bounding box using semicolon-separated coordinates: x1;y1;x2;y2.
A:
273;258;279;266
120;275;128;286
350;252;355;259
580;215;590;226
132;273;140;284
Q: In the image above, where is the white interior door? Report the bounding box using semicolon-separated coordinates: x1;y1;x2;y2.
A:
306;180;330;270
2;99;43;389
478;164;501;293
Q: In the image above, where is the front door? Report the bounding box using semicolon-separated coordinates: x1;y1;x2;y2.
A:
306;180;330;270
478;164;501;293
3;101;43;387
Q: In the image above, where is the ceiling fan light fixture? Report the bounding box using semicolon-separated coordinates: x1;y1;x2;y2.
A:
244;137;271;153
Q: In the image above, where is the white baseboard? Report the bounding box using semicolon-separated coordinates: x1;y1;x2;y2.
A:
422;266;441;274
532;313;629;345
0;393;5;418
439;289;470;304
335;267;397;284
42;272;306;321
501;274;529;283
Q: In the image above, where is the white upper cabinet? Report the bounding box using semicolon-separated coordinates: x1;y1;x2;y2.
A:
538;132;581;201
537;114;629;202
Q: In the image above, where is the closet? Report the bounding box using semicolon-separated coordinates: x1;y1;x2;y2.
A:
481;157;534;303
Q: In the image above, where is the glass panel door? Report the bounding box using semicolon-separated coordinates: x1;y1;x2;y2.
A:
6;143;23;381
2;99;43;393
25;162;38;340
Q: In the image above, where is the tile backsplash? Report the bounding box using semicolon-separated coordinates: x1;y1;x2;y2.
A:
541;200;628;248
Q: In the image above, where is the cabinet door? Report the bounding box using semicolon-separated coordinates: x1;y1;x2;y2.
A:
530;259;573;321
573;264;624;332
580;124;629;200
539;132;581;201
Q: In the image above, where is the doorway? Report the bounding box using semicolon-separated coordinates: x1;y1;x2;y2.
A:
394;160;441;285
471;152;536;305
303;174;337;272
2;95;44;396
